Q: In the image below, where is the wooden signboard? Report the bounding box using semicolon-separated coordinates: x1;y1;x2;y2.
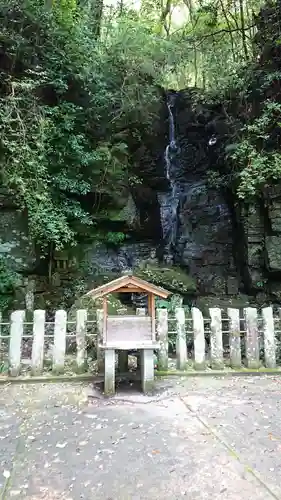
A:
106;316;152;345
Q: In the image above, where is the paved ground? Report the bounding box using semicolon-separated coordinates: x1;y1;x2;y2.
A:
1;376;281;499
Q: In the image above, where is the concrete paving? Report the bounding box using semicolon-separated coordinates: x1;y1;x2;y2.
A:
0;376;281;499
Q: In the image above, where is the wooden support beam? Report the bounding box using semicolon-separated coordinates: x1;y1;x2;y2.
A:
151;295;156;341
117;287;144;293
147;293;152;315
103;297;107;344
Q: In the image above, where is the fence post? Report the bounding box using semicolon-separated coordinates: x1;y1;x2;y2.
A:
31;310;45;375
76;309;87;373
175;307;187;370
244;307;260;369
53;310;67;374
209;308;223;369
192;307;205;370
9;310;25;376
262;307;276;368
227;308;242;368
0;312;2;361
96;309;104;372
136;308;146;316
156;309;168;371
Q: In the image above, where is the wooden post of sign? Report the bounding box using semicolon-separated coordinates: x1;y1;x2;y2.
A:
135;307;146;370
96;309;104;372
103;297;107;344
148;293;156;341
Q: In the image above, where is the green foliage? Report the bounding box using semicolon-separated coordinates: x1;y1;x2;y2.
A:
232;101;281;198
0;258;20;311
0;0;162;252
106;232;127;245
0;0;278;261
156;294;183;310
52;0;78;27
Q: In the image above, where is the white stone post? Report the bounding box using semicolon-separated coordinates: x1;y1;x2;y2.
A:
104;349;115;395
9;310;25;376
175;307;187;370
209;308;224;369
227;308;242;368
262;307;276;368
156;308;168;371
25;279;35;313
136;308;146;316
140;349;155;393
96;309;104;372
244;307;260;369
53;310;67;374
0;312;2;361
192;307;205;370
76;309;87;373
31;310;45;375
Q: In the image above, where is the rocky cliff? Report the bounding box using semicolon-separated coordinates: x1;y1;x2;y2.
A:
2;0;281;310
2;84;281;310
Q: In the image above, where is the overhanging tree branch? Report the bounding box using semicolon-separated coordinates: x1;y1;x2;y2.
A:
183;24;256;46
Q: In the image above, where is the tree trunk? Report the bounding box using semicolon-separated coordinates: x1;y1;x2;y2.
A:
239;0;249;60
83;0;104;39
219;0;236;62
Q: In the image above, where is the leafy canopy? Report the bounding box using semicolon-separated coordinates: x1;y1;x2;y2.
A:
0;0;171;250
0;0;278;254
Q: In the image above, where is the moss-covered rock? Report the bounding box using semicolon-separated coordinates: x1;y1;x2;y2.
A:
68;292;133;326
135;264;197;295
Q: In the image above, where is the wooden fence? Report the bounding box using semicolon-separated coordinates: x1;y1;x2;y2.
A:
0;307;280;376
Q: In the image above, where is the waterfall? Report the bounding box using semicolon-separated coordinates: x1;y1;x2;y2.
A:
158;92;180;260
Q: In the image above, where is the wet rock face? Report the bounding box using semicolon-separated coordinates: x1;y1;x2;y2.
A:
155;90;235;296
79;90;237;298
174;91;229;180
153;89;281;299
177;181;233;295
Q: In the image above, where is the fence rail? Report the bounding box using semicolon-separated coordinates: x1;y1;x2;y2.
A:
0;307;281;376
